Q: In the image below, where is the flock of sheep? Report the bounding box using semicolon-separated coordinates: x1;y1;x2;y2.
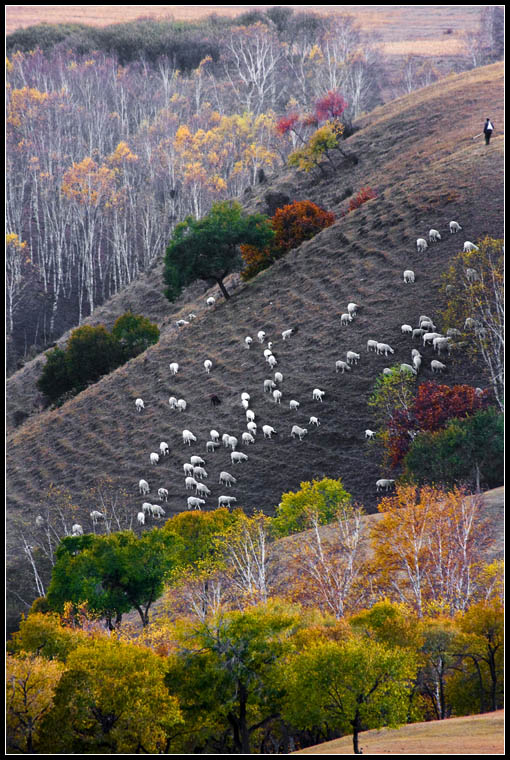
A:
36;218;483;534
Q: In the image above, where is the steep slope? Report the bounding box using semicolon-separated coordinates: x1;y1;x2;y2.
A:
6;63;504;627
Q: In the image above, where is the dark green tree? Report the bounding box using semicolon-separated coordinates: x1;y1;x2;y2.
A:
110;311;160;360
164;200;274;301
65;324;121;392
36;345;72;405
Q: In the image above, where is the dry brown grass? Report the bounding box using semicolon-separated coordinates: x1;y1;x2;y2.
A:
6;63;504;629
292;710;504;755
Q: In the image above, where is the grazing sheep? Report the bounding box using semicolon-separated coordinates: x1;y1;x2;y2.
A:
241;392;250;402
365;429;376;440
403;270;415;283
222;433;231;447
433;336;452;355
335;360;351;373
464;317;476;329
176;319;189;327
347;302;359;317
219;471;237;486
376;479;395;492
341;312;353;326
274;371;283;384
346;351;360;365
158;488;169;501
187;496;205;510
196;483;211;497
419;314;434;324
264;379;276;393
264;348;273;359
309;416;320;426
412;328;425;340
463;241;479;252
183;463;194;476
419;320;436;332
169;362;179;375
262;425;277;439
193;466;208;480
206;440;220;452
182;429;197;446
231;451;248;464
218;495;237;507
242;432;256;445
267;355;278;369
273;389;282;404
149;504;165;518
206;296;216;306
429;229;441;242
282;328;293;340
139;479;150;495
137;511;145;526
312;388;325;402
227;435;238;451
187;313;196;321
401;324;413;335
416;238;428;252
247;421;257;435
413;355;422;372
169;396;178;409
246;409;255;422
423;332;442;347
465;268;479;282
135;398;145;412
411;348;421;359
210;429;220;442
382;368;393;376
185;476;198;490
190;456;205;466
72;524;84;536
90;510;104;525
35;516;45;528
159;442;169;457
289;399;300;411
291;425;308;440
257;330;266;343
449;220;462;233
431;359;446;373
242;398;249;410
446;328;462;338
176;399;187;412
204;359;212;374
367;339;379;352
245;336;253;348
400;363;417;375
376;343;394;356
150;452;160;465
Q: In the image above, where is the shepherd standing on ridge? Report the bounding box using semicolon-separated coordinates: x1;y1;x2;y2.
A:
484;117;494;145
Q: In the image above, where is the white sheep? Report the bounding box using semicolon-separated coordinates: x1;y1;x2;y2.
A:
419;319;436;332
264;379;276;393
411;348;421;359
185;476;198;490
241;392;250;402
433;336;452;355
446;328;462;338
227;435;238;451
90;510;104;525
176;399;186;412
182;429;197;446
247;421;257;435
187;313;196;321
245;336;253;348
159;442;169;456
401;324;413;335
35;515;45;528
403;270;415;283
190;456;205;466
169;396;178;409
158;488;169;501
449;221;462;233
139;479;150;495
376;343;394;357
422;332;442;347
341;312;353;326
196;482;211;497
142;502;153;514
376;478;395;492
135;398;145;412
210;429;220;442
262;425;277;439
242;398;249;410
419;315;434;325
291;425;308;440
429;229;441;242
264;348;273;359
464;317;476;329
246;409;255;422
242;432;256;445
257;330;266;343
274;371;283;384
206;296;216;306
282;329;293;340
347;302;359;317
150;504;166;518
412;328;425;340
222;433;231;447
463;241;479;252
286;398;299;412
218;495;237;507
231;451;248;464
367;339;378;352
204;359;212;374
400;363;417;375
267;355;278;369
137;511;145;526
346;351;360;365
416;238;428;252
413;355;422;372
169;362;179;375
309;416;320;426
219;471;237;486
312;388;325;402
365;429;376;440
150;452;160;465
206;440;220;452
335;360;351;373
176;319;189;327
193;466;208;480
187;496;205;510
71;524;84;536
431;359;446;373
382;368;393;376
183;462;194;476
465;268;479;283
273;389;282;404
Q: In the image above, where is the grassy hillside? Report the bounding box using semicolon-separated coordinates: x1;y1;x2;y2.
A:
6;63;504;628
291;709;504;754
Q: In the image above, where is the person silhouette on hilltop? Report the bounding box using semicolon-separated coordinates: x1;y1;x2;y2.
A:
484;118;494;145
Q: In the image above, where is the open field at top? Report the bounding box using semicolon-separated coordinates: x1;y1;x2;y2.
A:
291;709;504;754
6;4;484;55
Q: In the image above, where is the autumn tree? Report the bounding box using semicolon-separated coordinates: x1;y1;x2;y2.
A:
164;200;274;301
271;477;352;539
